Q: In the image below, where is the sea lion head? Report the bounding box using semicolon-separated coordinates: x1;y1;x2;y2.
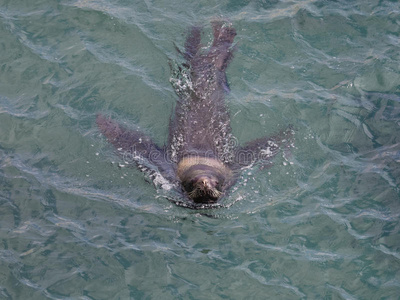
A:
177;156;232;204
184;172;222;203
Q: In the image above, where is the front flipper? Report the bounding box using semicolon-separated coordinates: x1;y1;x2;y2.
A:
96;114;176;181
233;126;295;169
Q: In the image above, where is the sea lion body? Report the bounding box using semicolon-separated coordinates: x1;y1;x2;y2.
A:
168;23;237;203
169;24;236;164
97;22;293;208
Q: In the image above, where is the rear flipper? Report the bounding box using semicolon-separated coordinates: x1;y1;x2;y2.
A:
96;114;176;181
233;126;295;169
209;21;236;93
172;22;236;95
210;21;236;72
184;26;202;61
181;21;236;69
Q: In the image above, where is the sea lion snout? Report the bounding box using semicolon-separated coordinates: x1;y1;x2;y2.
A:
199;176;217;190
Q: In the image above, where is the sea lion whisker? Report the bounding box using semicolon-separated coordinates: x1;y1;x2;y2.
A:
188;188;201;198
209;189;222;198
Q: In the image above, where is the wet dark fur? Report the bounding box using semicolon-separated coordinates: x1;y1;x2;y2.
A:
169;23;236;163
96;21;293;209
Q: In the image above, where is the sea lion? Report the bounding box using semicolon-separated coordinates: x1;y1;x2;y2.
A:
96;21;293;208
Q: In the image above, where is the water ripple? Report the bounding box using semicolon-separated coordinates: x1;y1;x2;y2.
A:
80;36;169;93
253;240;345;262
0;95;49;119
235;261;306;298
7;154;167;215
326;284;357;300
0;8;62;63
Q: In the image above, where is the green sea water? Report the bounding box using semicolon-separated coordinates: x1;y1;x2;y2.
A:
0;0;399;299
